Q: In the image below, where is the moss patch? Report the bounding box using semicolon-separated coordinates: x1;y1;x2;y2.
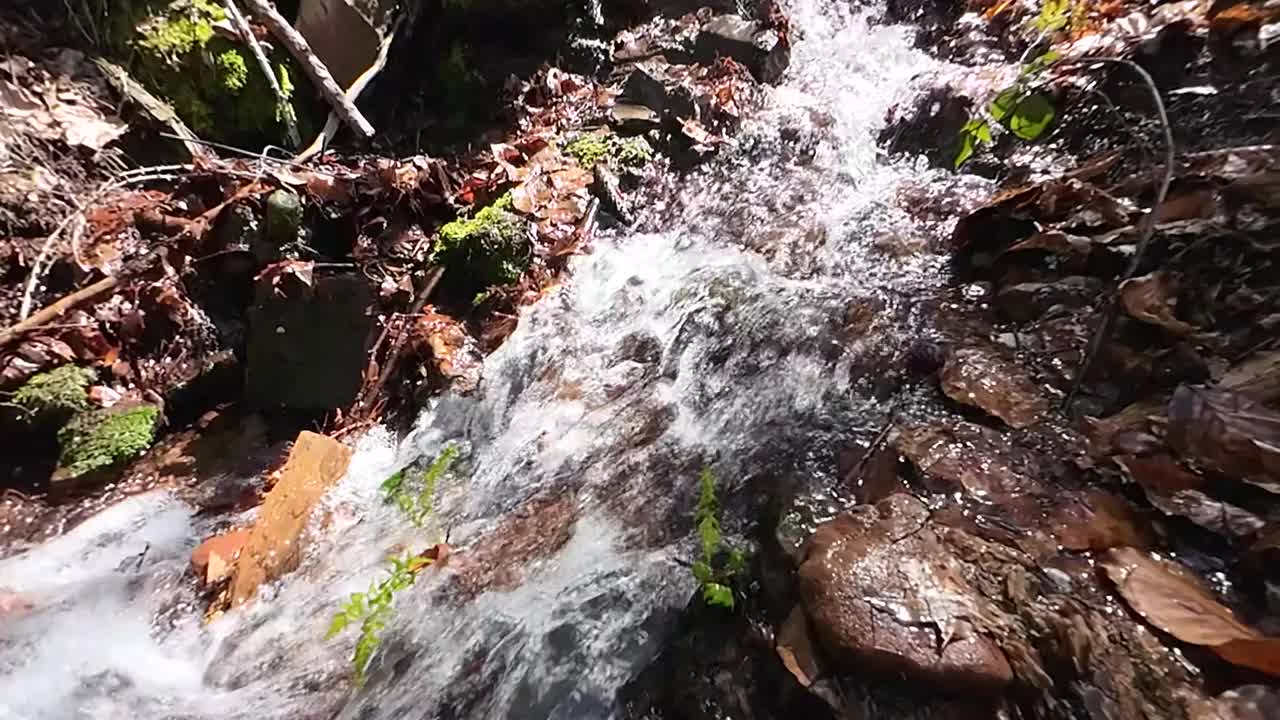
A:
563;132;653;170
13;365;95;421
433;193;529;290
102;0;306;147
57;404;161;480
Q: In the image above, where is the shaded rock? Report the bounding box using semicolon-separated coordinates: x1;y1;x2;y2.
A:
446;491;579;601
694;15;789;83
245;272;375;410
940;346;1049;429
190;529;250;584
620;62;695;118
230;431;353;607
797;494;1014;694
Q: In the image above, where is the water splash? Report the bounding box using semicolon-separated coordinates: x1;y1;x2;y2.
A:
0;2;964;717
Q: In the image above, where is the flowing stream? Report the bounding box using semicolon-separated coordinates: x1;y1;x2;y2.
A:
0;2;977;717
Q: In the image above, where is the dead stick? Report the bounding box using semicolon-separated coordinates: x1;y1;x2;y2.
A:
240;0;375;139
1062;58;1175;412
355;266;445;418
841;414;895;487
0;277;118;348
224;0;300;147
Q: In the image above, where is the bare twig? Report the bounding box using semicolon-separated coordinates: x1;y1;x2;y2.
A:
93;59;209;160
1061;58;1175;412
17;167;194;320
240;0;375;139
354;266;446;419
223;0;301;147
841;413;895;487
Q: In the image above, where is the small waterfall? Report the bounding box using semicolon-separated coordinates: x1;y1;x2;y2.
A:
0;2;970;718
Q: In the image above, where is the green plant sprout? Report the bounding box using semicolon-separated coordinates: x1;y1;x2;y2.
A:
380;444;459;527
691;467;745;610
327;551;434;683
953;0;1074;168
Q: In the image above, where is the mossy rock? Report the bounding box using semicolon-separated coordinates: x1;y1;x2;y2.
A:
95;0;307;147
54;404;161;485
563;132;653;169
257;188;304;262
12;365;95;424
433;194;530;291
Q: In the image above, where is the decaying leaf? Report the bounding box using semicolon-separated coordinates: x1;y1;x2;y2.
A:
939;346;1049;429
1052;489;1155;551
1119;271;1195;336
776;606;822;688
1117;455;1264;538
413;307;483;392
1166;385;1280;493
255;260;315;296
1103;547;1280;677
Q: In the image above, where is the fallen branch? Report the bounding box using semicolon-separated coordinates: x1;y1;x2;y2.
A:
295;13;401;162
224;0;301;148
240;0;375;140
353;265;446;420
1062;58;1175;412
841;413;895;487
17;166;191;320
93;59;209;161
3;182;264;348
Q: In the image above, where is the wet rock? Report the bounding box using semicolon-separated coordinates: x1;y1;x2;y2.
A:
894;419;1035;499
446;491;579;601
620;62;695;118
190;529;250;584
694;15;789;83
797;494;1013;694
230;431;353;607
0;589;35;619
244;272;375;410
939;346;1050;429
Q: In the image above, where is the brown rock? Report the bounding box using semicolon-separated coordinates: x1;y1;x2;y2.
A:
797;494;1013;694
190;529;251;584
940;346;1049;429
230;431;353;607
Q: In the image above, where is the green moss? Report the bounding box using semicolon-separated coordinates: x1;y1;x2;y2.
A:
57;405;160;480
12;365;94;419
121;0;306;146
216;49;249;92
433;194;529;288
563;133;653;169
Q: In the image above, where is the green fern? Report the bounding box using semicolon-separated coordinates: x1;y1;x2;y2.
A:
327;552;433;683
379;445;459;527
691;468;744;610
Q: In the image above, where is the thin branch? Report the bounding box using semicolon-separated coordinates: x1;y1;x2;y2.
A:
1062;58;1175;412
354;265;446;420
223;0;301;147
240;0;375;139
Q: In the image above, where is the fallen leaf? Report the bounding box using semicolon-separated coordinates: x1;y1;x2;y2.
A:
1102;546;1280;677
1116;455;1265;538
1167;385;1280;493
1119;271;1195;336
776;606;821;687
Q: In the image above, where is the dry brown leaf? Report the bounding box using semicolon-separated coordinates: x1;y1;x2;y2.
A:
1119;271;1195;336
1167;385;1280;493
776;606;822;687
1102;547;1280;677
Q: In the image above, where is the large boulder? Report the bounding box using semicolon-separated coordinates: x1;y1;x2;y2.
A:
796;494;1013;694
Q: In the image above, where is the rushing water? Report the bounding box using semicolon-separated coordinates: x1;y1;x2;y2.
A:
0;2;970;718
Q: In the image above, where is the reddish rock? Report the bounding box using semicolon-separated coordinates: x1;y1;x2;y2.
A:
797;494;1013;695
230;431;353;607
0;589;35;619
190;529;251;583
